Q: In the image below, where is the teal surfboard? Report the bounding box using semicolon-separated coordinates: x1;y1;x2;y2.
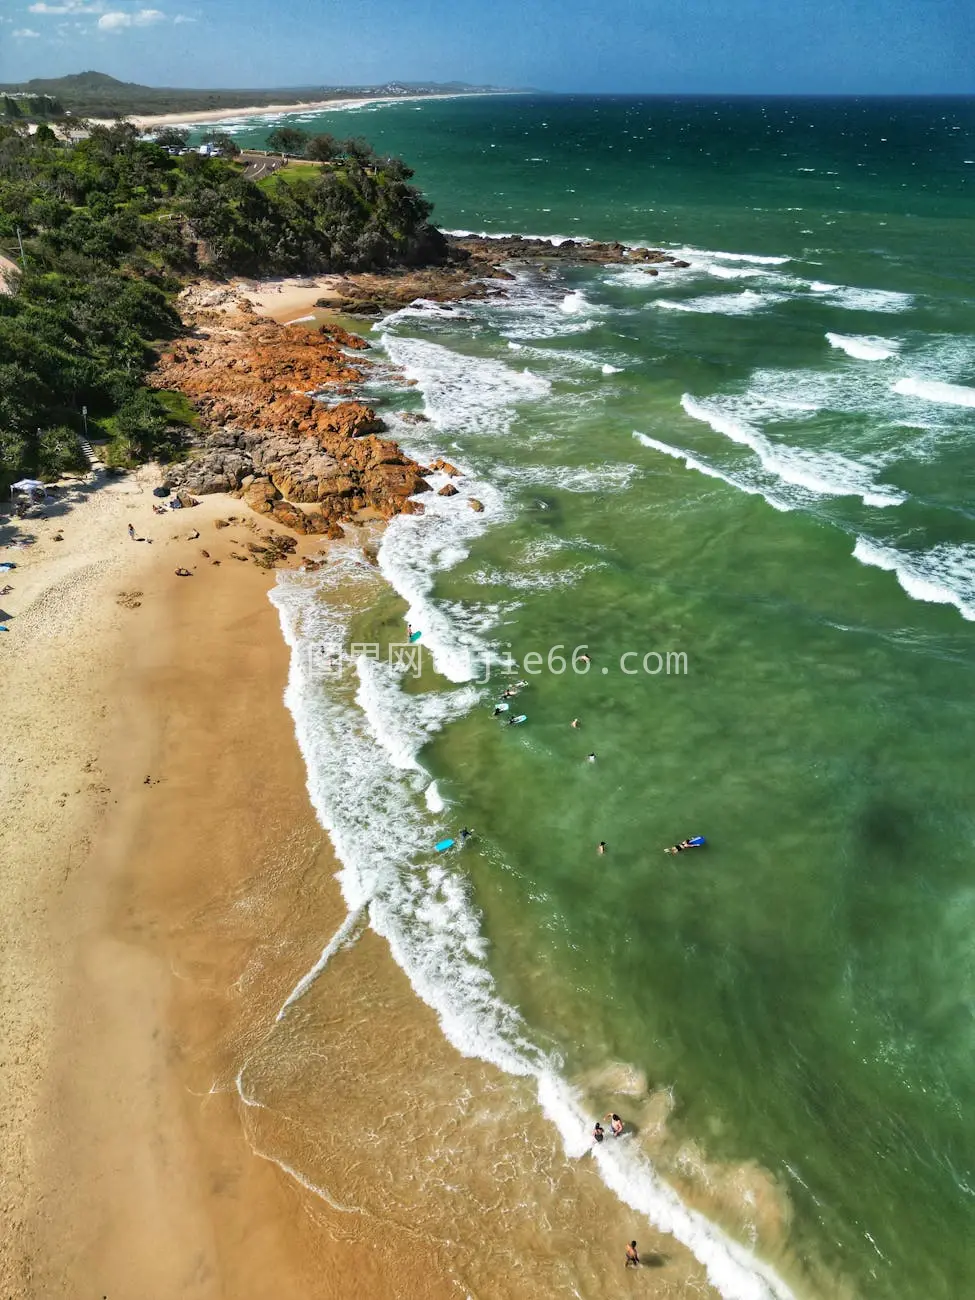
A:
435;838;455;852
409;630;422;643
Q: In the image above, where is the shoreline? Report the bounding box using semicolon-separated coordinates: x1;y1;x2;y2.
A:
0;470;723;1298
119;89;519;132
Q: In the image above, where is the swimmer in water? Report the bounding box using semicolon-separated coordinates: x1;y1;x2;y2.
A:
571;718;579;729
665;837;705;855
606;1112;624;1137
597;841;606;855
587;752;596;762
592;1122;604;1143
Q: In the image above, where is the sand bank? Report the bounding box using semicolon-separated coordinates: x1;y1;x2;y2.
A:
0;469;725;1298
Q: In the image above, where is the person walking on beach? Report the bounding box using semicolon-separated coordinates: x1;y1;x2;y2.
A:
625;1241;640;1268
128;523;136;540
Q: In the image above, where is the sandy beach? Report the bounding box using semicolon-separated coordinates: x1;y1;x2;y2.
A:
0;467;724;1298
123;91;504;131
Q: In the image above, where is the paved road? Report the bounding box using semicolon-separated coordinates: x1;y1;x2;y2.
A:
241;155;286;181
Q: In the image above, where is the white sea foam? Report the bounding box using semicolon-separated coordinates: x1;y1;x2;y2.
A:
497;462;638;494
356;656;480;771
852;538;975;621
891;377;975;408
633;432;792;512
655;290;786;316
681;395;906;507
602;363;623;374
559;289;591;314
708;264;767;279
425;780;445;812
826;333;900;361
379;332;551;436
812;284;913;313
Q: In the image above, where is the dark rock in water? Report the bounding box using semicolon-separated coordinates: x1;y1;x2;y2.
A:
468;498;484;513
447;235;681;270
438;483;459;497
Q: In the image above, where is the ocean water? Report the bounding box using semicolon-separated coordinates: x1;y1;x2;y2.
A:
220;97;975;1297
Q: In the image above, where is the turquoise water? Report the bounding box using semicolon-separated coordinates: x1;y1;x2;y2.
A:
239;98;974;1296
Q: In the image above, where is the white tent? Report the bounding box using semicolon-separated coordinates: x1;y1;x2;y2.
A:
10;479;47;499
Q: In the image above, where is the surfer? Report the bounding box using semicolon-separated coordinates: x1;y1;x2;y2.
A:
460;827;473;842
592;1121;604;1143
493;705;505;717
665;837;706;855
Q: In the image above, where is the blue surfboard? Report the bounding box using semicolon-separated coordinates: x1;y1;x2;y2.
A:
435;838;455;852
409;630;422;643
687;836;706;847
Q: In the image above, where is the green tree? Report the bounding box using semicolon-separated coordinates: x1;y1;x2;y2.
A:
155;127;189;151
339;136;377;163
266;126;308;156
305;132;339;162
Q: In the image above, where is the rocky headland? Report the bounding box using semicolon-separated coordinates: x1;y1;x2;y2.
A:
155;303;433;535
310;235;689;315
157;235;690;534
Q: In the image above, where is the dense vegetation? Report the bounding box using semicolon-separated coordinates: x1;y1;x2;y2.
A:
0;71;491;121
2;94;63;120
0;119;446;486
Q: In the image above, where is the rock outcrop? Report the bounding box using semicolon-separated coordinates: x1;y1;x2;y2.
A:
154;315;430;533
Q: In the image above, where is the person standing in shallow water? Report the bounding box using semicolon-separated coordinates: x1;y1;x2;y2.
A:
625;1241;640;1268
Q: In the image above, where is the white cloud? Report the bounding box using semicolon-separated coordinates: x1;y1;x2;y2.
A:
14;26;42;35
173;12;195;21
97;6;164;27
28;1;103;13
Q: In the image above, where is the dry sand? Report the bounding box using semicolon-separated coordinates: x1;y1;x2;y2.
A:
242;275;350;322
0;472;454;1297
0;468;724;1298
125;91;500;131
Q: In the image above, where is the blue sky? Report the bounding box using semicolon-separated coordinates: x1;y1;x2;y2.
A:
2;0;972;93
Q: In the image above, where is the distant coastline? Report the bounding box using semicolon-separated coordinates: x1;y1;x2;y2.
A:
103;90;523;131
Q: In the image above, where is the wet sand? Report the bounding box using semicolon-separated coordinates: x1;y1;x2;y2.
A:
0;471;723;1298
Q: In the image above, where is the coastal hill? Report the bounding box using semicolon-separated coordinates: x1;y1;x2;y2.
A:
0;71;516;120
